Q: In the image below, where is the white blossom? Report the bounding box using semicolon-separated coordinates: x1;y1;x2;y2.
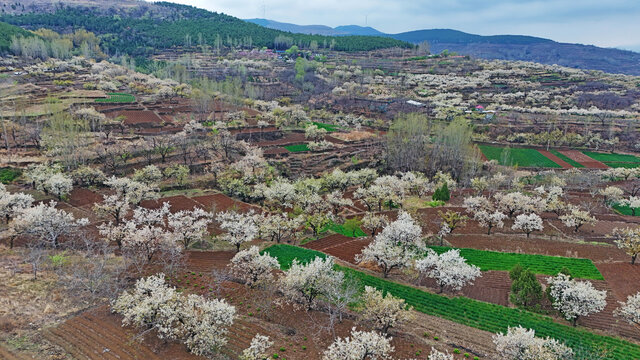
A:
229;246;280;288
493;326;573;360
610;227;640;265
322;327;393;360
356;211;422;277
240;334;273;360
559;206;596;232
359;286;412;334
216;210;259;252
416;249;482;293
279;256;344;310
167;208;212;249
512;213;544;238
11;200;87;247
547;273;607;326
615;292;640;327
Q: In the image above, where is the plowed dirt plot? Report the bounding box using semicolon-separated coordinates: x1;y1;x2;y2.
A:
192;193;261;214
420;270;511;306
140;195;203;212
597;262;640;300
538;149;572;168
67;188;103;207
559;150;609;168
44;306;196;360
448;234;628;263
577;280;640;342
303;234;371;263
109;110;164;126
255;132;305;146
185;250;235;272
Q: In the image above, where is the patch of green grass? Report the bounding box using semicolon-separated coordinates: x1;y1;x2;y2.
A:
0;167;21;184
261;244;326;270
549;150;584;168
95;92;135;103
602;162;640;169
583;151;640;168
612;204;639;216
284;143;310;152
320;220;367;238
264;245;640;359
311;122;340;132
478;145;561;168
428;246;603;280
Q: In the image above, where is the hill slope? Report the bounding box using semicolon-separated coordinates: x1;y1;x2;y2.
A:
0;1;411;55
244;18;640;75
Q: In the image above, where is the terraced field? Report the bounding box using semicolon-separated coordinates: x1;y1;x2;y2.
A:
478;145;562;168
583;151;640;168
264;244;640;359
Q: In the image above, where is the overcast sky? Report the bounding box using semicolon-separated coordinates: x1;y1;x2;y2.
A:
151;0;640;51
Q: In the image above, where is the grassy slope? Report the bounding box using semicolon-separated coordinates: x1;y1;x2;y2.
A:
478;145;561;168
263;244;640;359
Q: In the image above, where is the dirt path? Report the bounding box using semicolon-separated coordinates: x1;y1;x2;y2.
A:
559;150;609;169
538;149;572;168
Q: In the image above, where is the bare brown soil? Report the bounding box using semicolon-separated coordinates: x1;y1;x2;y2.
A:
539;149;573;168
560;150;609;168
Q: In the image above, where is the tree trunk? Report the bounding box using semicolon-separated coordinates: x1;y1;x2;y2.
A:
632;254;637;265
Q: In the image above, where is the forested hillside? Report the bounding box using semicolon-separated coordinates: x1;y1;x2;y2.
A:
0;2;411;55
0;21;34;52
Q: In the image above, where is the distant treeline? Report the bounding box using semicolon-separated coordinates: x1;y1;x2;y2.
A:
0;3;412;56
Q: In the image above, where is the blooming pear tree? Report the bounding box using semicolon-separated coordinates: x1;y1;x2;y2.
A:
240;334;273;360
359;286;412;334
322;327;393;360
610;227;640;265
619;196;640;216
356;211;423;278
428;348;454;360
475;210;507;235
559;206;596;232
217;210;259;252
43;173;73;200
167;208;212;249
512;213;544;238
279;256;344;310
10;201;88;248
493;326;573;360
259;212;302;244
120;203;179;263
0;184;34;223
547;273;607;326
104;176;157;205
229;246;280;288
416;249;482;293
93;194;130;225
614;292;640;327
598;186;624;205
361;212;389;237
112;274;236;357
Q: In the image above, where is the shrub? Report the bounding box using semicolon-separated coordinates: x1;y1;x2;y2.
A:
432;183;450;202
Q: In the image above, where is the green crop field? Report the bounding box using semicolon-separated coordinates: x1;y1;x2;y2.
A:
262;244;327;270
549;150;584;168
264;244;640;359
320;220;367;238
312;122;341;132
95;93;136;103
583;151;640;168
284;143;310;152
428;246;603;280
0;167;21;184
613;204;639;217
478;145;561;168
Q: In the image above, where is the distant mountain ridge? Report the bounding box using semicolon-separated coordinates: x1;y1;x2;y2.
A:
245;18;640;75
